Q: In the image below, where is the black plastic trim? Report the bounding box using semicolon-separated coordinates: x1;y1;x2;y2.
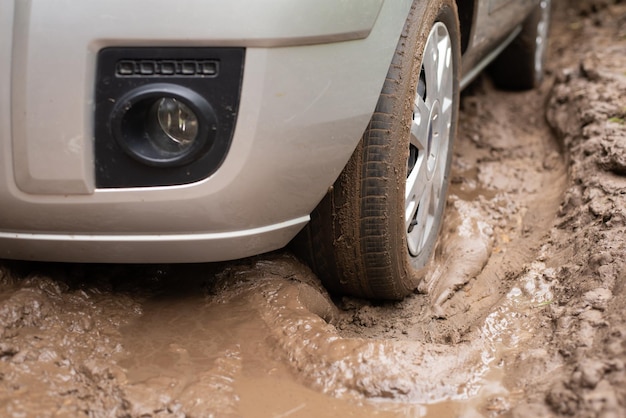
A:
95;47;244;188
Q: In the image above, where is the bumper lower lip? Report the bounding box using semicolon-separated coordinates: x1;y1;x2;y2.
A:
0;216;310;263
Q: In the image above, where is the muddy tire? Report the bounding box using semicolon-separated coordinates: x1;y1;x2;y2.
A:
489;0;551;90
293;0;461;300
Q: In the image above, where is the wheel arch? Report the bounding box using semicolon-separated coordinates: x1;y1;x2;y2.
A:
454;0;476;54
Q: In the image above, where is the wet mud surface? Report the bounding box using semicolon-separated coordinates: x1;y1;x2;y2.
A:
2;1;626;416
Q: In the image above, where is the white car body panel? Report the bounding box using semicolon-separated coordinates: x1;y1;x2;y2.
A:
0;0;413;262
0;0;539;263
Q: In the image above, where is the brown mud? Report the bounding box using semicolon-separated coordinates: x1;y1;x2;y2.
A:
1;1;626;416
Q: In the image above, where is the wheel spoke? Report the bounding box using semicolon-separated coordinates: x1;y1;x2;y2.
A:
423;38;440;100
414;186;432;248
436;33;450;90
428;179;437;209
424;27;453;102
405;153;428;231
440;51;454;116
411;95;430;150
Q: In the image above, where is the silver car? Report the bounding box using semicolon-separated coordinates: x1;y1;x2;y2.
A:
0;0;550;299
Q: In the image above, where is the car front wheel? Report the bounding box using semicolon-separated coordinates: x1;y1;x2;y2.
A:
294;0;461;300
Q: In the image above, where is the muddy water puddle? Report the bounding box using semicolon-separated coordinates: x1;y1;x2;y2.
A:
115;269;418;417
112;255;560;417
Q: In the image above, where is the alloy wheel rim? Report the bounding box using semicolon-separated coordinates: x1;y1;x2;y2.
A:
405;22;453;257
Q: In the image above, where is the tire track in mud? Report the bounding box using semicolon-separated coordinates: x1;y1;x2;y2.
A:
336;76;566;344
204;75;569;414
207;76;568;413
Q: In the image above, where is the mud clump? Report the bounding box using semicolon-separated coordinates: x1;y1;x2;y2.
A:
0;268;140;417
569;0;622;16
542;2;626;415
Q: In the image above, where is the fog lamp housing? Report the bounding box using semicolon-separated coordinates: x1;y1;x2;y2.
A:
95;47;244;188
110;84;216;167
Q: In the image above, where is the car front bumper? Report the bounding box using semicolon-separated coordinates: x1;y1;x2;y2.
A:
0;0;412;262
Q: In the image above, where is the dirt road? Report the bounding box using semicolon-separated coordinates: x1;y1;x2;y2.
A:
1;1;625;416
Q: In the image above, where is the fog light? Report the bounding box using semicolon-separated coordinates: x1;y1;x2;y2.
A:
148;98;199;152
109;83;217;167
